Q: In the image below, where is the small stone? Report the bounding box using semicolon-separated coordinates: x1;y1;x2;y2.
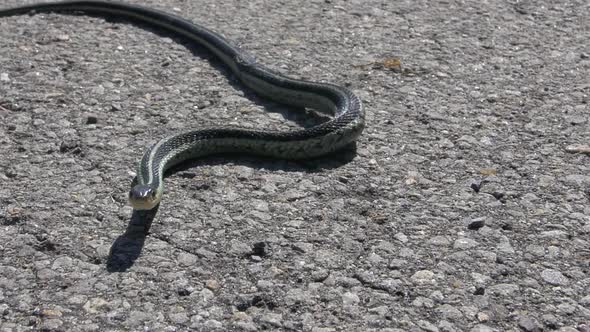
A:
86;115;98;124
59;138;80;154
230;241;251;255
284;189;307;201
479;168;497;175
177;287;192;296
566;115;587;125
430;290;444;302
428;236;451;246
0;303;9;315
557;302;576;315
203;320;223;329
311;269;329;282
496;241;515;254
233;311;251;321
195;100;212;109
285;288;311;306
487;283;519;296
311;328;336;332
368;305;389;317
541;314;558;329
52;256;73;270
540;230;568;239
37;268;58;280
518;315;541;332
177;252;198;266
111;103;122;111
564;174;590;185
41;308;63;317
342;292;360;306
453;238;479;250
540;269;569;286
367;253;384;264
417;320;439;332
169;312;189;324
412;296;435;308
205;279;220;290
292;242;313;253
252;199;269;211
260;313;283;327
471;182;482;193
92;85;105;95
256;280;274;290
83;298;109;313
394;232;408;243
491;191;505;201
127;310;151;325
470;325;495;332
439;320;458;332
477;312;489;322
38;319;63;331
486;94;498;103
411;270;435;284
332;275;359;287
235;321;258;331
471;272;491;285
375;241;397;253
67;294;88;305
252;242;267;256
468;218;486;230
0;73;9;82
389;259;407;269
436;304;463;320
198;289;215;302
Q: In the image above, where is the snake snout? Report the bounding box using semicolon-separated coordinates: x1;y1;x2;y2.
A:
129;184;159;210
129;185;153;199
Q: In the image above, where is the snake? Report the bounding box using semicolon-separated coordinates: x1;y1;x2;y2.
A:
0;1;365;210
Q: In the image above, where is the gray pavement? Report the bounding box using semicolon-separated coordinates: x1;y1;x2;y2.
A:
0;0;589;331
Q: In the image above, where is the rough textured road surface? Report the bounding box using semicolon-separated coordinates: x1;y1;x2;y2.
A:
1;0;589;331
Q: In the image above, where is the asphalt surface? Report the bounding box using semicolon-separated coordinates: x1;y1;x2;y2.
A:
0;0;589;331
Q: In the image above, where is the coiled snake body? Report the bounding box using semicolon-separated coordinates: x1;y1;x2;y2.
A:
0;1;365;210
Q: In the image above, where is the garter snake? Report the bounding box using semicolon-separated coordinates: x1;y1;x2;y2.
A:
0;1;365;210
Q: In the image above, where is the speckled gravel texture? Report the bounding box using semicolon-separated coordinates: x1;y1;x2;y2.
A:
0;0;589;331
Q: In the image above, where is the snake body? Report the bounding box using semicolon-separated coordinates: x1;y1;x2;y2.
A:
0;1;365;210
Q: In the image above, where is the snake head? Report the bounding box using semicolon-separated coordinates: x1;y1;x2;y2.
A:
129;184;160;210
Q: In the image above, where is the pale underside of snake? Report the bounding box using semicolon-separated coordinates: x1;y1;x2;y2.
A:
0;1;365;210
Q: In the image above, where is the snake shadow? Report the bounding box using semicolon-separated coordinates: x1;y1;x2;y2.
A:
106;205;158;272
